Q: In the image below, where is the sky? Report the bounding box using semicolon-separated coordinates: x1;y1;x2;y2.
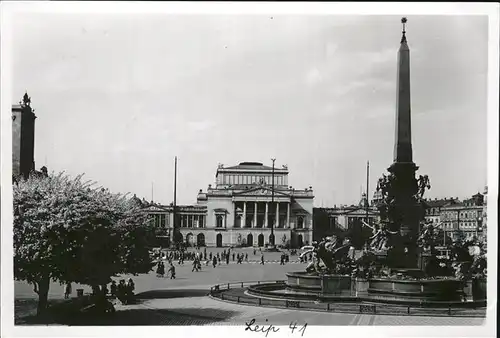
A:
10;14;488;206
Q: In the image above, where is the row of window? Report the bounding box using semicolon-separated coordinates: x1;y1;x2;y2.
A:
442;221;480;229
216;214;305;228
426;208;440;215
150;214;168;228
149;214;205;228
179;215;205;228
150;213;307;229
441;211;481;220
219;174;287;186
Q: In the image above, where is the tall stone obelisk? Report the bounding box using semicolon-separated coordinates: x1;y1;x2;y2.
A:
393;17;413;164
386;18;422;269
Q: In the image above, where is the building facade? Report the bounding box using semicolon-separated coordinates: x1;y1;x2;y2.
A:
482;186;487;242
423;198;459;225
313;203;379;242
143;162;314;248
440;193;485;242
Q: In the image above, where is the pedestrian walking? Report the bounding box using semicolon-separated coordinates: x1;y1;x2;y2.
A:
212;256;217;268
232;252;235;261
192;259;198;272
253;249;256;255
157;261;165;277
64;282;72;299
245;253;248;262
168;264;176;279
226;254;230;265
260;254;265;265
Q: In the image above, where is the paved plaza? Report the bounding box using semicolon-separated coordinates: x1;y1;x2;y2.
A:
14;247;485;326
15;248;296;299
113;295;485;326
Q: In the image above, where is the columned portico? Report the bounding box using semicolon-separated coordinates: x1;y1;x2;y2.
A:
233;202;236;226
275;202;279;228
265;202;269;228
243;202;247;228
254;202;258;228
287;203;290;228
146;161;313;248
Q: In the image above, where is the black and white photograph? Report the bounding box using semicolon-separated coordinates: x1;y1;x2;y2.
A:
1;2;498;338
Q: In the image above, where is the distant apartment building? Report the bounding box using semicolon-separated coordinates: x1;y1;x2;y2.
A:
482;186;487;242
423;198;459;225
440;193;485;241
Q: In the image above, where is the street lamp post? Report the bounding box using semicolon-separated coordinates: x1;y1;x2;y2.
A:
269;158;276;247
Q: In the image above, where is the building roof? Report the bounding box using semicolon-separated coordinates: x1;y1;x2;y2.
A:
219;162;288;172
423;198;458;208
313;206;378;216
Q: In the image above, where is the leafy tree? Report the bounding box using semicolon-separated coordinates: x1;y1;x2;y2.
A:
13;173;155;316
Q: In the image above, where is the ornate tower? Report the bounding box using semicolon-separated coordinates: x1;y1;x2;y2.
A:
12;93;37;179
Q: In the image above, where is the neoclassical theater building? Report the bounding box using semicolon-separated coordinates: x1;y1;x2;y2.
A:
143;162;314;248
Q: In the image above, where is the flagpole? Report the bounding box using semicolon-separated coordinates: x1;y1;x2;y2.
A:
366;161;370;223
173;156;178;249
270;158;276;247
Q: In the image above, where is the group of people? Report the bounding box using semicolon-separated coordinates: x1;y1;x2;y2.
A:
279;252;290;265
153;247;273;278
153;247;313;279
109;278;135;305
156;260;176;279
156;248;256;267
63;278;136;309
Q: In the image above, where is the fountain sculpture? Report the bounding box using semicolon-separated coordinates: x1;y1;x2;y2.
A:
245;18;474;306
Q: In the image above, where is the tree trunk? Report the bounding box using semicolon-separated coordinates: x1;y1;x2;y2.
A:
36;276;50;317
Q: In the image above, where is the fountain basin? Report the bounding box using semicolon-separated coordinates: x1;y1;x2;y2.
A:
321;275;352;295
368;278;464;302
286;272;362;296
286;271;322;291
